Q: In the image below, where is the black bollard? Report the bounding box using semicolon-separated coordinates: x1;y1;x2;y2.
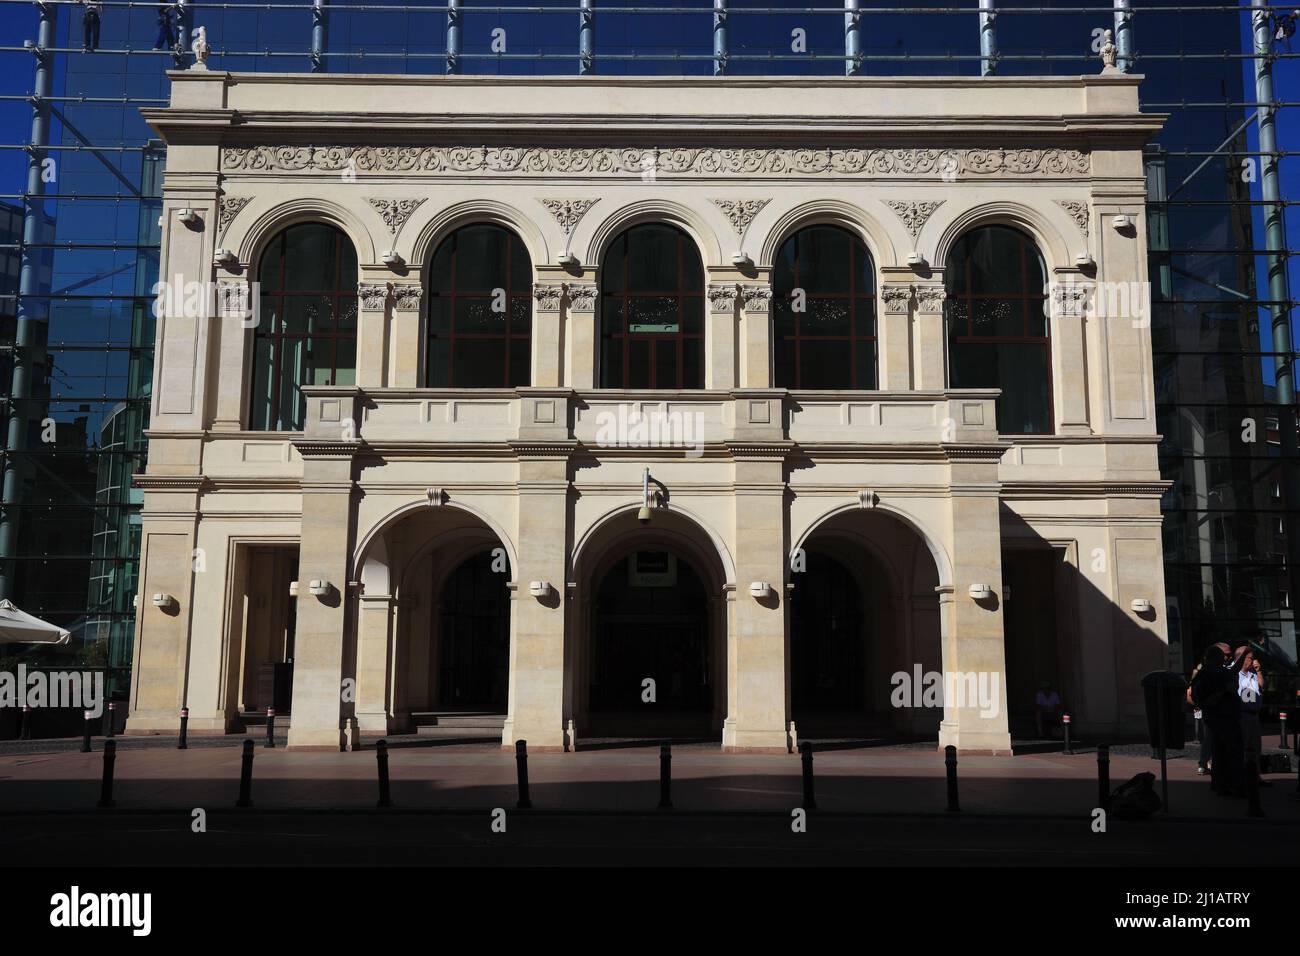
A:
18;704;31;741
515;739;532;809
236;739;254;807
265;707;276;748
945;745;960;812
1097;744;1111;813
658;742;673;809
376;739;393;808
97;739;116;808
799;740;817;810
1062;714;1073;754
1280;711;1288;750
81;709;93;753
1245;744;1264;818
178;707;189;750
106;701;116;738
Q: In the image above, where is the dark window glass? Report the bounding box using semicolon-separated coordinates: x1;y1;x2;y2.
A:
250;223;358;431
599;224;705;388
945;225;1051;435
426;224;532;388
772;225;877;389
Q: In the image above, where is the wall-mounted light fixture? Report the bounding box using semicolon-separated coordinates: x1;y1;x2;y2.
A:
288;580;299;597
1074;252;1095;269
177;207;201;226
968;583;995;601
637;467;654;524
529;581;554;599
558;252;579;268
1130;598;1152;613
213;248;236;269
749;581;774;600
731;251;753;269
1111;214;1133;230
381;250;404;269
308;579;330;597
152;593;176;609
907;252;927;269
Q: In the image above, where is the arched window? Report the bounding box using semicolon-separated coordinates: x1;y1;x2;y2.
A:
945;225;1051;434
600;224;704;389
773;225;876;389
250;223;358;431
426;224;532;388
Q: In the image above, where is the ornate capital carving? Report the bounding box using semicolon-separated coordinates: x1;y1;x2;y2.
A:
708;283;741;313
366;197;427;236
391;284;423;312
217;195;250;236
565;282;598;311
1056;199;1090;238
357;282;390;311
1050;281;1091;316
885;200;945;239
533;282;564;312
711;198;771;238
538;198;599;235
740;284;772;312
216;279;251;318
880;284;913;314
913;285;947;314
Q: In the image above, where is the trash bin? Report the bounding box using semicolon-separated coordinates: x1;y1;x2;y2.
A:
1141;670;1188;750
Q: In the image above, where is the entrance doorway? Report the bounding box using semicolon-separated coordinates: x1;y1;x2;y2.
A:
1002;548;1064;737
239;545;298;716
587;550;713;737
790;549;867;720
436;550;510;711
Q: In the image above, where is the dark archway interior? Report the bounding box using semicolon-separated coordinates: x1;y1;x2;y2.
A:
436;549;510;711
790;549;867;719
588;550;713;736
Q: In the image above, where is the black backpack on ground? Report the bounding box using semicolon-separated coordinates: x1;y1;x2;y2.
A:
1110;771;1162;818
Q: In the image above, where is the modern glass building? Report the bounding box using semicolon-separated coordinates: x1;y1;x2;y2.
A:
0;0;1295;710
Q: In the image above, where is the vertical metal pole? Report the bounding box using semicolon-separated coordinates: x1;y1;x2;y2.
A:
844;0;861;76
978;0;997;77
446;0;461;75
1254;0;1300;629
1113;0;1132;74
173;0;189;68
579;0;594;76
0;2;54;602
713;0;727;77
311;0;328;73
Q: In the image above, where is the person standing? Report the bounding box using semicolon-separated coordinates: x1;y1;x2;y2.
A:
1187;662;1213;775
1192;645;1243;797
153;2;175;50
1236;648;1269;787
81;0;102;52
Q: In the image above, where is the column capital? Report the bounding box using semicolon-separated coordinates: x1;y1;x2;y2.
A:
533;281;565;312
565;281;598;312
739;282;772;312
390;282;422;312
357;281;390;312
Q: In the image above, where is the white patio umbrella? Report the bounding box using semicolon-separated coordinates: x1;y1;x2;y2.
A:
0;599;71;645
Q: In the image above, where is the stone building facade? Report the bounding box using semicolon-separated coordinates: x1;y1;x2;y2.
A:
128;68;1168;753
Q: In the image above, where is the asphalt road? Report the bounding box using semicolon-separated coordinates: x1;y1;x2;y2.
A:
4;809;1295;866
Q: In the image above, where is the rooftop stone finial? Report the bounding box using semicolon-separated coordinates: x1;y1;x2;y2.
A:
1098;28;1118;74
190;25;210;70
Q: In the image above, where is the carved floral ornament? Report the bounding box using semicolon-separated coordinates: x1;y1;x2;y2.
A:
880;284;913;313
1050;281;1091;316
1056;199;1090;238
357;282;390;311
711;198;771;237
220;146;1091;179
885;200;945;239
708;283;740;313
392;284;423;311
532;282;598;311
366;197;427;236
538;198;599;234
217;195;250;235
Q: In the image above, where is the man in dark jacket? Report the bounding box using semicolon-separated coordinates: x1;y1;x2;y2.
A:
1191;645;1244;796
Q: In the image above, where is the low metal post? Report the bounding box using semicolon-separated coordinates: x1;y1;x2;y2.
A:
1097;743;1111;813
515;739;532;809
658;742;673;809
81;709;92;753
97;739;116;808
265;707;276;748
945;745;960;812
799;740;816;810
376;738;393;807
1062;713;1073;754
178;707;189;750
236;738;254;807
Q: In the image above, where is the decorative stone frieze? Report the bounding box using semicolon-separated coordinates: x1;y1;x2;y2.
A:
538;198;599;234
221;146;1091;179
